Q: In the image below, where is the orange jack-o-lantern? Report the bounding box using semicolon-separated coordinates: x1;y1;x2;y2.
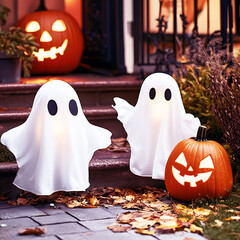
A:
165;126;233;201
16;10;84;74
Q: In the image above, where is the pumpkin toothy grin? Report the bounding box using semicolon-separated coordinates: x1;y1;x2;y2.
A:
33;39;68;61
172;166;213;187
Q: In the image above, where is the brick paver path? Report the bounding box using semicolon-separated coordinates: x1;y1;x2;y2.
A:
0;201;207;240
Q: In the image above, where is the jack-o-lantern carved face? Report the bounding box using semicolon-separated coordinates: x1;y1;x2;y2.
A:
25;19;68;61
16;10;84;75
165;126;233;201
172;152;214;187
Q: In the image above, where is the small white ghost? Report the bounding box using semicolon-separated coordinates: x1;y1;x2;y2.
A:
1;80;111;195
113;73;200;180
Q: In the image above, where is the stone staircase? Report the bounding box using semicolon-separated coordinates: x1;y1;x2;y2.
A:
0;74;162;194
0;74;143;138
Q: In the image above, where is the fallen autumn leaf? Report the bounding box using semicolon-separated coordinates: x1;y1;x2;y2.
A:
107;224;131;232
18;227;46;235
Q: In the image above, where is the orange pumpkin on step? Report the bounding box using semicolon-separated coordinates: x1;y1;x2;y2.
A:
165;126;233;201
16;10;84;75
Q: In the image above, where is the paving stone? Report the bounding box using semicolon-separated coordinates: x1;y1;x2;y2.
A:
0;227;58;240
0;217;39;228
88;231;135;240
0;205;46;219
43;222;88;235
58;233;89;240
0;198;207;240
70;230;135;240
153;231;207;240
32;213;78;225
35;203;65;215
21;237;58;240
126;230;158;239
58;203;70;211
80;218;117;231
66;207;115;221
104;206;135;216
0;228;16;240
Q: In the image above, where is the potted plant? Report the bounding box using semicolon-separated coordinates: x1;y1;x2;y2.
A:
0;4;38;83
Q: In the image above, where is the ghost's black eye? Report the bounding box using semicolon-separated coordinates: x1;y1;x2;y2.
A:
48;100;58;116
69;99;78;116
149;88;156;100
165;88;171;101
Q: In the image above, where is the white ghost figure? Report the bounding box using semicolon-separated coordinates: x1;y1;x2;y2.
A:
1;80;111;195
113;73;200;180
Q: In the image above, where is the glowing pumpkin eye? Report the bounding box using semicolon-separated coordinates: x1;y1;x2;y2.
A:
52;20;66;32
199;155;214;169
175;152;187;167
25;21;40;32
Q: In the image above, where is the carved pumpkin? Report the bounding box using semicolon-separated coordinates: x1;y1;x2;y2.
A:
165;126;233;201
16;10;84;74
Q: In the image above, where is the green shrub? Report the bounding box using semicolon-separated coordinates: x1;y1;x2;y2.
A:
174;64;223;141
174;36;239;180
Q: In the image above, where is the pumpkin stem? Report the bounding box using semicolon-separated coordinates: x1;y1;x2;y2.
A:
195;125;207;141
36;0;47;11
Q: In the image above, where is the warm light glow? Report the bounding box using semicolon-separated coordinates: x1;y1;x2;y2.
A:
172;153;214;187
113;73;201;180
1;80;111;196
40;31;53;42
147;0;233;35
64;0;82;28
188;166;194;171
52;20;67;32
33;39;68;61
175;152;187;167
199;155;214;168
172;166;213;187
25;21;40;32
149;99;171;125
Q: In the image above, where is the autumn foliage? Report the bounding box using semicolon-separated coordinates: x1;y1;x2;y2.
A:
175;37;240;180
2;185;239;239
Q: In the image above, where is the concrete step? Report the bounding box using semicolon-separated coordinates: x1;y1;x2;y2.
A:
0;147;162;195
0;73;142;109
0;73;142;138
0;74;153;195
0;105;126;138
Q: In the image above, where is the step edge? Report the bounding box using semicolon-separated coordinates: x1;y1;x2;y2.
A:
0;157;129;175
0;80;143;94
0;106;118;121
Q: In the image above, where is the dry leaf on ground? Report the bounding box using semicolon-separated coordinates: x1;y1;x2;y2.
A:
112;196;128;205
226;209;240;215
224;216;240;221
131;217;158;229
117;211;153;224
155;227;176;234
18;227;46;235
135;229;155;235
211;219;224;227
174;204;212;218
7;186;168;211
89;196;100;206
0;192;9;201
189;224;204;235
107;224;131;232
144;200;170;211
